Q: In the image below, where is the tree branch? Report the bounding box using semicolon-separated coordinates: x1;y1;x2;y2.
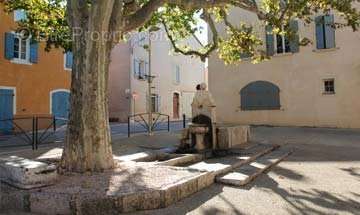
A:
122;0;266;32
161;11;218;62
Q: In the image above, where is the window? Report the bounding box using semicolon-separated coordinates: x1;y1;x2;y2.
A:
151;94;160;113
315;15;336;49
173;65;180;84
4;32;38;64
13;35;28;60
13;34;30;62
266;20;299;56
133;59;148;80
240;81;281;110
14;9;26;22
323;79;335;94
64;52;73;70
275;27;291;54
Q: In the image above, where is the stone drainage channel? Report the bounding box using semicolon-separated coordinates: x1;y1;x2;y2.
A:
0;143;291;214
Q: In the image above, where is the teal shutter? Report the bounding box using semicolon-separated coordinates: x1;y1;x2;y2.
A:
29;42;38;63
289;20;300;53
315;16;325;49
324;14;335;49
65;52;73;69
265;25;274;56
4;32;14;60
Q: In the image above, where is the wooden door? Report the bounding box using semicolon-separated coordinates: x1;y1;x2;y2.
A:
173;93;180;119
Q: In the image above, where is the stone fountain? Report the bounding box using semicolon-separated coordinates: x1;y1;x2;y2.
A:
178;83;217;155
178;83;251;155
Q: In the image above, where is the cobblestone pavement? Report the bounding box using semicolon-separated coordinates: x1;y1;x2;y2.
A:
130;126;360;215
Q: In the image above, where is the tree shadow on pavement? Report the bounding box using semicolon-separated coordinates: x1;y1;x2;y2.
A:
340;167;360;180
244;170;360;215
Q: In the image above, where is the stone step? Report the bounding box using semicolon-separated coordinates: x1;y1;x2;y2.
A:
187;143;280;177
216;147;293;186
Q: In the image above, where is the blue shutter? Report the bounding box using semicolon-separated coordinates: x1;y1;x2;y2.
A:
65;52;73;69
315;16;325;49
265;25;274;56
289;20;300;53
4;32;14;60
0;89;14;134
29;42;38;63
324;14;335;49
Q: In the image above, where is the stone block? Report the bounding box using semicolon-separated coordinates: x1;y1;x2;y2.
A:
79;196;123;215
0;156;58;189
197;172;215;191
162;184;180;207
217;125;250;149
178;177;198;200
30;192;73;215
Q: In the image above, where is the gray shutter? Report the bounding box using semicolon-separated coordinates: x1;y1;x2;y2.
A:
241;81;280;110
289;20;300;53
324;14;336;49
315;16;325;49
145;61;149;79
265;25;274;56
157;96;161;113
29;42;38;63
133;59;139;78
4;32;14;60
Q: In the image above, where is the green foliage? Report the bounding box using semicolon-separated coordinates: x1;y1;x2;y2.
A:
3;0;360;63
4;0;70;51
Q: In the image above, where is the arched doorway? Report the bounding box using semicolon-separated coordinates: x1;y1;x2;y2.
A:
51;90;70;126
173;92;180;119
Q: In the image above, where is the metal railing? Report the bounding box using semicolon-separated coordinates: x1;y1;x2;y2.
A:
0;116;68;150
127;113;170;137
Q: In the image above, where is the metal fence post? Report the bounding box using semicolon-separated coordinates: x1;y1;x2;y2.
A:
128;117;131;138
35;117;38;150
167;115;170;132
53;116;56;132
183;114;186;128
32;117;35;150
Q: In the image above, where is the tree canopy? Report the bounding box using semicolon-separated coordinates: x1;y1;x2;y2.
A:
4;0;360;64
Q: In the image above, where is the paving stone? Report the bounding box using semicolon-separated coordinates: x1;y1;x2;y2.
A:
188;144;278;176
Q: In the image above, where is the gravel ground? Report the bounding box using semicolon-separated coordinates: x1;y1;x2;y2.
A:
129;126;360;215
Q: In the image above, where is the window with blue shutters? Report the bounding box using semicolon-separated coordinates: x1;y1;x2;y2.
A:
133;58;146;80
4;32;36;64
151;94;160;113
266;21;299;55
64;52;73;70
315;14;336;49
240;81;281;110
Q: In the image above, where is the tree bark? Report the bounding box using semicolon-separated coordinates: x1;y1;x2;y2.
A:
60;0;115;173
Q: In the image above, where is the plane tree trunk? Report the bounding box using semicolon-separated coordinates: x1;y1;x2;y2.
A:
59;0;117;173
